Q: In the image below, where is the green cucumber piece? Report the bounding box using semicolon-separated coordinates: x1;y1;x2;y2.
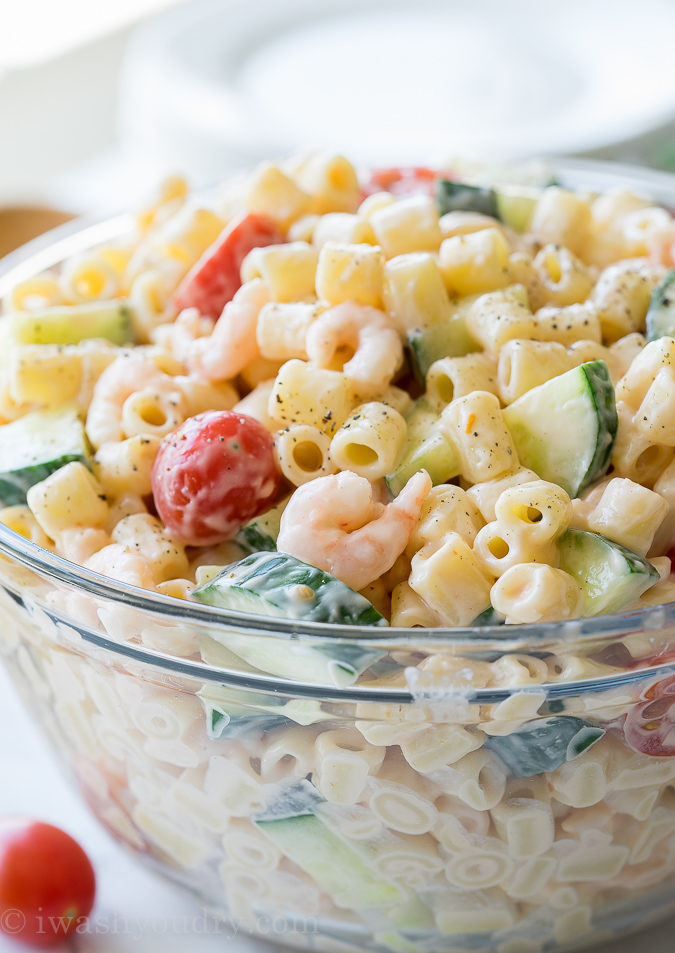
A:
472;606;505;626
407;299;479;383
645;267;675;341
7;300;135;346
234;497;289;554
485;716;605;778
255;813;404;909
198;686;331;739
386;398;460;496
192;552;386;686
558;528;660;616
200;631;383;687
503;361;617;497
437;180;499;218
0;407;92;506
436;179;540;233
409;285;528;384
192;552;386;626
494;186;540;233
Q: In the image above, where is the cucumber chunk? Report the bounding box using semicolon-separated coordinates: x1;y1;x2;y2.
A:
234;497;289;554
503;361;617;497
436;180;539;233
256;810;404;908
407;285;528;384
437;180;499;218
407;299;479;383
0;407;92;506
558;528;660;616
6;300;136;346
494;186;540;233
386;398;460;496
199;686;331;739
645;267;675;341
485;716;605;777
472;606;505;627
192;551;386;626
192;552;386;686
199;629;383;687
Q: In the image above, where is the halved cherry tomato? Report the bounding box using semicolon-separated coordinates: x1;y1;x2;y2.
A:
624;674;675;756
0;819;95;947
172;212;284;319
151;410;281;546
361;166;444;198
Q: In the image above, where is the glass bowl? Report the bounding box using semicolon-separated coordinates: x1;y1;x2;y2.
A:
2;158;675;953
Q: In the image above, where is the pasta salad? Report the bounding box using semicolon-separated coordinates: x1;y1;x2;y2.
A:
2;155;675;634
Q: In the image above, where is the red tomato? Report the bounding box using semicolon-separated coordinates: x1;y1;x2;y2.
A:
624;674;675;756
172;212;284;319
151;411;281;546
361;166;443;198
0;819;95;947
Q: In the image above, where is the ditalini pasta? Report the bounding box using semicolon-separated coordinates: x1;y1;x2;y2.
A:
2;157;675;953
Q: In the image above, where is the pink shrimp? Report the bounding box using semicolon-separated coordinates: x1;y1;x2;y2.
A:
277;470;432;590
186;279;269;381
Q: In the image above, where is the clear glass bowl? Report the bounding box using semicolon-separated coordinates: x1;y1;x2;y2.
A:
2;159;675;953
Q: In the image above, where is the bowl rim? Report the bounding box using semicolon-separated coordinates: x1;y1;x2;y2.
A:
3;156;675;700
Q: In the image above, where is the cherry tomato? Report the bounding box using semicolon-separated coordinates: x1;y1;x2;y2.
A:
172;212;284;319
361;166;443;198
624;674;675;756
0;819;95;947
151;411;281;546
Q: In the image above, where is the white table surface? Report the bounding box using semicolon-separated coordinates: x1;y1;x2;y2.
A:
0;664;673;953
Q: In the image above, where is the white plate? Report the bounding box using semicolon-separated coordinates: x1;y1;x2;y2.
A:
121;0;675;181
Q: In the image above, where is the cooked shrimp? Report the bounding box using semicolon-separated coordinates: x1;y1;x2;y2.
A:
186;278;269;380
277;469;432;590
305;302;403;397
86;351;187;447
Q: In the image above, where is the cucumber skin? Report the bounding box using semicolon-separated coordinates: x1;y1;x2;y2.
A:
235;498;288;554
0;454;90;507
645;268;675;342
193;551;387;626
558;528;660;616
437;180;499;218
407;318;477;383
503;360;617;498
0;408;93;506
485;716;605;777
235;524;277;554
578;361;618;495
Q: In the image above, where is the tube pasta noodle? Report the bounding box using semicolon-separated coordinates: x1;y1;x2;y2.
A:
256;301;319;360
426;352;498;408
4;271;64;312
439;228;512;296
275;424;335;485
5;154;675;953
329;401;406;479
441;391;517;483
382;252;452;333
498;339;575;404
60;255;120;303
241;242;318;302
406;484;484;556
370;195;442;258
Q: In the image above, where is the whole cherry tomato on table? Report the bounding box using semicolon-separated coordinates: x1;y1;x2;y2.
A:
151;410;281;546
0;819;95;947
624;674;675;756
